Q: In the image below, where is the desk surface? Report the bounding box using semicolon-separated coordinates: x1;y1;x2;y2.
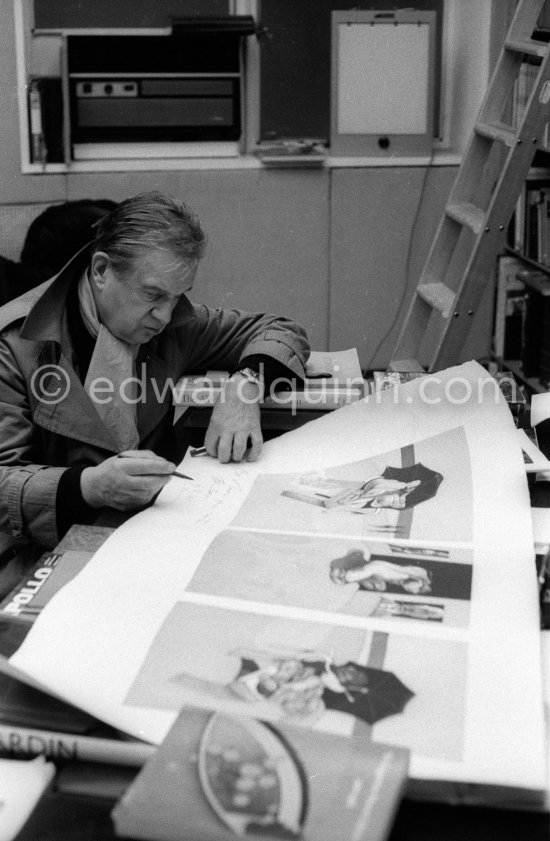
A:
17;773;550;841
10;408;550;840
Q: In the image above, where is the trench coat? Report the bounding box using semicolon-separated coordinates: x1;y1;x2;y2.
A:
0;246;309;586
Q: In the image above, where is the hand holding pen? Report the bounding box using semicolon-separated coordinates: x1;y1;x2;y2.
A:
80;450;192;511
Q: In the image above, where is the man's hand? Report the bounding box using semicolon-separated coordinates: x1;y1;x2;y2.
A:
80;450;177;510
204;375;263;463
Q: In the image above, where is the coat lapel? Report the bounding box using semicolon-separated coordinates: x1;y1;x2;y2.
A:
32;353;120;453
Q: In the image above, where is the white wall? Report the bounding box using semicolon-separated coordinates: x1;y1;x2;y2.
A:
441;0;492;153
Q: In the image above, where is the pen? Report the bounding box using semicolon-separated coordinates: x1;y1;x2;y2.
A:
117;453;193;481
164;470;194;481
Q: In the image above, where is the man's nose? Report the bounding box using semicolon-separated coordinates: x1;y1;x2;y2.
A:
152;300;175;325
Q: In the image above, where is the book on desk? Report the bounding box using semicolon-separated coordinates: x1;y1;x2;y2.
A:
112;706;409;841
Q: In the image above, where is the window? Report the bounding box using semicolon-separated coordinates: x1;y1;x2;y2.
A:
16;0;492;172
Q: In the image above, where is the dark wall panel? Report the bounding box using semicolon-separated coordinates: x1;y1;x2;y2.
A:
34;0;229;29
258;0;443;143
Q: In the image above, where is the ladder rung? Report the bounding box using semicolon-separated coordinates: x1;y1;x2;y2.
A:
475;121;516;147
505;38;548;59
389;360;425;373
416;282;456;317
445;202;485;234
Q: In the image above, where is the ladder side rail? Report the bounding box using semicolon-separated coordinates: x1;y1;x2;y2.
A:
442;48;550;318
453;0;550;209
506;0;549;44
389;216;459;366
445;1;545;201
391;36;526;365
430;100;550;367
448;47;535;205
390;0;550;372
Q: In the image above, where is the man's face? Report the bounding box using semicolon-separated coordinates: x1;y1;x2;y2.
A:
91;249;196;345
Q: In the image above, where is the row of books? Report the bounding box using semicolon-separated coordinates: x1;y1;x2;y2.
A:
494;254;550;388
510;52;550;271
0;531;156;772
510;181;550;266
512;59;550;149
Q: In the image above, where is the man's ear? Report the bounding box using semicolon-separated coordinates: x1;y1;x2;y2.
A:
90;251;110;290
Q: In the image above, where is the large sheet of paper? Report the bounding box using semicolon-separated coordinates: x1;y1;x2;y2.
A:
9;362;548;800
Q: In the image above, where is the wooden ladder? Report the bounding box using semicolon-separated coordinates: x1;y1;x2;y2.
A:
390;0;550;373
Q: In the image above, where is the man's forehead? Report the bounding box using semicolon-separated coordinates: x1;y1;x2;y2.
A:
135;252;196;289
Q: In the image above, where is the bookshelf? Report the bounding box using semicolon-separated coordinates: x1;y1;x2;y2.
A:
491;20;550;395
493;355;547;396
494;246;550;395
